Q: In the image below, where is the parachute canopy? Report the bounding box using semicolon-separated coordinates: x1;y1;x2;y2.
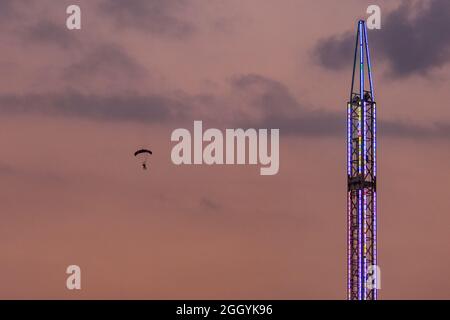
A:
134;149;152;157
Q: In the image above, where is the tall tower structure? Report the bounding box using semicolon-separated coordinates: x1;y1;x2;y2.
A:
347;20;377;300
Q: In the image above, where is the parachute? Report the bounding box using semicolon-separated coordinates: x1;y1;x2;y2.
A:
134;148;152;170
134;149;152;157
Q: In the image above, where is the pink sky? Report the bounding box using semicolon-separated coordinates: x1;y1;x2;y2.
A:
0;0;449;299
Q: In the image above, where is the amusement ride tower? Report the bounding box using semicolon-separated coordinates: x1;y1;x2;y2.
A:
347;20;378;300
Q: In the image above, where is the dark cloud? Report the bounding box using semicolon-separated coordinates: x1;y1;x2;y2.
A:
314;0;450;77
231;74;342;136
231;74;450;139
382;119;450;139
63;44;146;81
100;0;194;37
313;33;355;71
0;0;16;20
0;72;448;140
231;74;298;115
0;91;188;123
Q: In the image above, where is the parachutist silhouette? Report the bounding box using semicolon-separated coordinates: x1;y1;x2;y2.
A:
134;148;152;171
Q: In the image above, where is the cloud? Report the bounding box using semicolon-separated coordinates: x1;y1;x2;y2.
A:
100;0;194;38
230;74;343;136
313;33;355;71
231;74;298;115
230;74;450;139
0;0;16;20
63;43;146;81
382;119;450;139
314;0;450;77
0;73;448;140
0;91;188;123
22;20;80;49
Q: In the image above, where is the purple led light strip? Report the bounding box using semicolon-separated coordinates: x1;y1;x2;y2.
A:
347;102;352;299
358;20;365;300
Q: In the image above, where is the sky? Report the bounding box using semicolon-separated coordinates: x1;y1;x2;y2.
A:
0;0;450;299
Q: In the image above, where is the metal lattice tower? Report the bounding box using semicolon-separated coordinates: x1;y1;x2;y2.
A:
347;20;378;300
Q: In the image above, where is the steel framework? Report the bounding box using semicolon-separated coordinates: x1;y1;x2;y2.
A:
347;20;378;300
